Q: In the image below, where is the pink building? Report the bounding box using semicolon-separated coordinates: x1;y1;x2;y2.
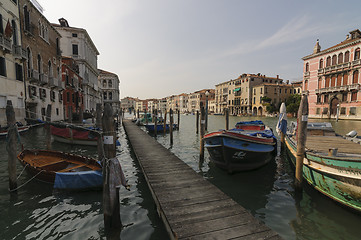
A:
302;29;361;120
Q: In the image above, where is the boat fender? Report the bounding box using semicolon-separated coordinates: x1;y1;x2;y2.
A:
346;130;357;138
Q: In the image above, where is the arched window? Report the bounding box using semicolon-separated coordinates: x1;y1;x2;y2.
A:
37;54;42;74
24;6;30;31
305;62;309;72
331;75;336;87
103;92;107;100
343;72;348;85
336;74;342;86
109;92;112;100
353;70;359;84
304;80;308;91
103;80;107;88
26;47;33;77
48;60;52;77
108;80;112;88
332;55;337;65
345;51;350;62
65;70;69;85
318;77;322;89
326;56;331;67
325;76;330;87
11;20;17;45
338;53;343;64
319;59;323;69
355;48;360;60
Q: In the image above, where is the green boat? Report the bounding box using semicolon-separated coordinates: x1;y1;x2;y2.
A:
285;122;361;212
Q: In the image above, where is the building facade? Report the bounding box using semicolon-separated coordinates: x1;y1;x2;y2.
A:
0;0;27;125
19;0;64;122
98;69;120;114
303;30;361;120
53;18;100;112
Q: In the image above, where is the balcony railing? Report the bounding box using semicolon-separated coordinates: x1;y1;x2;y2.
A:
352;59;361;66
12;45;28;60
0;35;12;52
29;69;39;83
316;83;360;94
39;73;48;85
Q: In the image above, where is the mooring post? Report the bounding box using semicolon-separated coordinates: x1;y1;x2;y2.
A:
96;103;103;163
46;104;52;150
278;102;287;146
177;109;180;130
137;109;139;119
154;109;158;136
200;104;206;163
79;107;84;124
170;108;173;145
6;100;17;192
196;110;199;134
163;109;167;134
295;94;309;191
225;108;229;130
145;109;148;125
102;103;122;232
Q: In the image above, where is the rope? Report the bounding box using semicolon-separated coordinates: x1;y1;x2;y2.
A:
9;169;45;192
17;163;29;180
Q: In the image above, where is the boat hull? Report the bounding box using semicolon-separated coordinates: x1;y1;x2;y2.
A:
204;133;276;172
51;125;98;146
52;135;98;146
285;135;361;212
17;149;102;190
145;123;178;132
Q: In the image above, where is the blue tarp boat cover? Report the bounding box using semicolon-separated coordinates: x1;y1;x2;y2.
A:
230;128;275;138
54;170;102;190
236;120;264;125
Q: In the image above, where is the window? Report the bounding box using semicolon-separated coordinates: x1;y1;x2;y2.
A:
24;6;30;32
0;57;7;77
319;59;323;69
72;33;78;37
104;92;107;100
324;95;329;103
345;51;350;62
56;108;59;116
103;80;107;88
353;70;359;84
350;107;356;115
109;92;112;100
316;108;320;114
0;14;3;35
331;75;336;87
304;80;308;91
253;97;255;104
340;107;346;115
332;55;337;65
72;93;75;103
316;95;321;103
325;76;330;88
342;93;348;102
338;53;343;64
305;62;309;72
72;44;78;55
343;73;348;85
59;92;63;102
66;92;70;102
336;74;342;86
15;63;23;81
318;77;322;89
351;91;357;101
326;56;331;67
355;48;360;60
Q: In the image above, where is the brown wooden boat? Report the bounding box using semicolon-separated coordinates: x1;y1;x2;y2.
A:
17;149;102;189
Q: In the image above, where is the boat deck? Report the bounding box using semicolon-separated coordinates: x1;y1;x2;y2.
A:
123;119;280;240
306;135;361;155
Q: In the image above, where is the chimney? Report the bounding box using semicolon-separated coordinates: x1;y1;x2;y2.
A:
277;75;279;79
313;39;321;54
286;80;289;84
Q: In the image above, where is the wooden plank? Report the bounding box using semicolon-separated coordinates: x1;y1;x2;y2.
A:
306;135;361;154
123;120;280;240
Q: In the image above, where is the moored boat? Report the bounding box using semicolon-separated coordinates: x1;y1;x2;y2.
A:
51;125;99;146
0;124;30;137
204;120;277;173
144;123;178;132
285;121;361;212
17;149;102;190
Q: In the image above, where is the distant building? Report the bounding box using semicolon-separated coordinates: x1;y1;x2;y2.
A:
19;0;64;122
187;89;214;114
53;18;100;112
178;93;189;113
98;69;120;114
0;0;27;125
215;80;231;114
302;30;361;120
121;97;138;113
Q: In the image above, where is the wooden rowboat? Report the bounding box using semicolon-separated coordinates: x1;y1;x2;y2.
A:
285;122;361;212
0;125;30;137
17;149;102;190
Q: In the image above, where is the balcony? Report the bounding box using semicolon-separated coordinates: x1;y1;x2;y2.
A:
39;73;48;85
49;76;58;88
321;62;352;75
12;45;28;60
29;69;39;83
315;83;360;94
352;59;361;67
0;35;12;53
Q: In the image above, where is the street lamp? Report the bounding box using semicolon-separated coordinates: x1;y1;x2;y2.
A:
205;90;209;131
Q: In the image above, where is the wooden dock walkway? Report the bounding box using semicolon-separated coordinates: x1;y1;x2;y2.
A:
123;120;281;240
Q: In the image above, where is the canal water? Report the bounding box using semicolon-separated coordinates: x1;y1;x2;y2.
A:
1;115;361;239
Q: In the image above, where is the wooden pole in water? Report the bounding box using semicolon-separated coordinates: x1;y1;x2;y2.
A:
145;108;148;125
196;110;199;134
177;109;180;130
200;104;206;162
295;95;309;190
96;103;103;163
45;104;52;150
137;109;139;119
6;100;17;192
154;109;158;136
170;108;173;145
225;108;229;130
163;109;167;134
102;103;122;231
279;102;287;146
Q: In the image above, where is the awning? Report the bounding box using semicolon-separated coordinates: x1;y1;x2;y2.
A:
234;88;241;92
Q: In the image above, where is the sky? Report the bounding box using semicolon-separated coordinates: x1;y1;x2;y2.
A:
37;0;361;100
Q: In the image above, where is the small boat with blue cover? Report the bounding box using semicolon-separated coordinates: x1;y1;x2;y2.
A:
17;149;102;190
204;120;276;173
144;123;178;132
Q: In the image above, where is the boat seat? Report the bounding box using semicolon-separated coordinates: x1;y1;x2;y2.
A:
58;163;88;172
31;158;65;167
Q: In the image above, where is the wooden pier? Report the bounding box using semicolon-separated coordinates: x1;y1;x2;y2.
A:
123;120;281;240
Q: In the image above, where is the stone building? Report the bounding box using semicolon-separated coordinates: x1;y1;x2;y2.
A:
53;18;100;113
19;0;64;122
121;97;138;113
215;80;231;114
98;69;120;114
0;0;27;125
302;30;361;120
62;57;83;120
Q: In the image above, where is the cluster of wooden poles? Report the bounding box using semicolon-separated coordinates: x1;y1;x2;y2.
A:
6;100;124;237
